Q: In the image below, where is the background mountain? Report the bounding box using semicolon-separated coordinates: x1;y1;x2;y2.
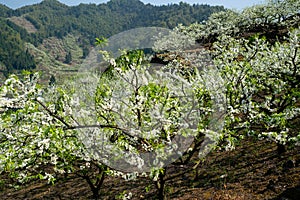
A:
0;0;224;80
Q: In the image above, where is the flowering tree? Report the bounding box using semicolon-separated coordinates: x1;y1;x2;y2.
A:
0;72;111;199
0;45;219;199
78;47;222;199
171;0;300;152
213;29;300;152
175;0;300;44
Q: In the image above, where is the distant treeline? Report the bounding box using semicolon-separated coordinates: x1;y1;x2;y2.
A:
0;19;36;76
0;0;224;74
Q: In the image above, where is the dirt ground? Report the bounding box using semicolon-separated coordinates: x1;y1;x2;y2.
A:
1;138;300;200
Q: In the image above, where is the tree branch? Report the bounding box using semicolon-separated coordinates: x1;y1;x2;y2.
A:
35;98;71;129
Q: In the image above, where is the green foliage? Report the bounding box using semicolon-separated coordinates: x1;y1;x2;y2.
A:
0;72;110;198
0;4;12;17
0;45;215;198
64;51;72;64
0;18;36;75
11;0;224;45
0;0;224;77
95;37;108;47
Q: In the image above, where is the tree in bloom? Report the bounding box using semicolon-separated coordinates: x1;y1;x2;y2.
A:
173;0;300;152
0;72;112;199
213;29;300;152
0;43;223;199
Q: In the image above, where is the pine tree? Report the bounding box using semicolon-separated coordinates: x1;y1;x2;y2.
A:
64;51;72;64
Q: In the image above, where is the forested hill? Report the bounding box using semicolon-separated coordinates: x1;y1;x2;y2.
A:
15;0;224;39
0;0;224;77
0;4;12;17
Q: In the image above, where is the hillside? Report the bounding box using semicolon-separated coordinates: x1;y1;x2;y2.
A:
1;139;300;199
0;0;224;80
0;0;300;200
0;18;36;77
13;0;224;42
0;4;12;17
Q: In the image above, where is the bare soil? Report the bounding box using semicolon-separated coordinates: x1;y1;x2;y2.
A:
9;17;38;33
1;138;300;200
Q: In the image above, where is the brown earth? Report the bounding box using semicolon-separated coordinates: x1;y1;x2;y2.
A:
1;137;300;200
9;16;38;33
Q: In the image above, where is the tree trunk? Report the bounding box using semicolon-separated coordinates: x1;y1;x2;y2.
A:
91;188;100;200
84;171;106;200
156;170;166;200
277;143;286;154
